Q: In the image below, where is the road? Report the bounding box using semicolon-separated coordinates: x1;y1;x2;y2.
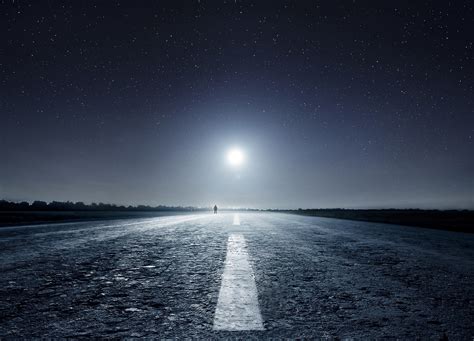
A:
0;212;473;338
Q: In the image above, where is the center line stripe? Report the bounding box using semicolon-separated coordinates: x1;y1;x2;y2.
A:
233;213;240;225
213;234;264;331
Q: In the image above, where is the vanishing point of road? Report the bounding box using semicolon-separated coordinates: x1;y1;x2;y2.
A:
0;212;473;338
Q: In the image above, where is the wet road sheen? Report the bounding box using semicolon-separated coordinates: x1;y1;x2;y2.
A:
0;212;473;338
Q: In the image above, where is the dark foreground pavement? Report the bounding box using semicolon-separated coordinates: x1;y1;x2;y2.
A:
0;212;473;339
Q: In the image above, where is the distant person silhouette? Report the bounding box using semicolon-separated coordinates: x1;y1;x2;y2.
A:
213;205;218;214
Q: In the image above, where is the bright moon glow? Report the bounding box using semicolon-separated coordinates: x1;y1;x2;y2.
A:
227;148;244;166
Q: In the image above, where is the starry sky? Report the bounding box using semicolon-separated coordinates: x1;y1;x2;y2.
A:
1;1;473;209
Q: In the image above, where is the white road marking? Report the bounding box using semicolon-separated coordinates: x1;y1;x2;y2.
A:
213;234;264;331
233;213;240;225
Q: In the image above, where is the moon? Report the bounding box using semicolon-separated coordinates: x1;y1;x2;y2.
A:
227;148;245;166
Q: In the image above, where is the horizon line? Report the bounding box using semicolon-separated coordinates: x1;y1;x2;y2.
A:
0;199;472;212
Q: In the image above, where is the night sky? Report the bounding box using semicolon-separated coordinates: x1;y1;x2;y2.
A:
1;1;473;209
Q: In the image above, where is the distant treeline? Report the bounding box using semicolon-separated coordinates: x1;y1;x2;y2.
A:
0;200;203;212
1;200;472;232
277;208;474;233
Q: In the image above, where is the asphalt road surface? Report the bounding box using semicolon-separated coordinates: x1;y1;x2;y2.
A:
0;212;473;339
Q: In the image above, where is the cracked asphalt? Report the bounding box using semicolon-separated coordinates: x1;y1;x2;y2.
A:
0;212;473;339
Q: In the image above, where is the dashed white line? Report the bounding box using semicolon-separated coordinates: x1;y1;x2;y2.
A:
233;213;240;225
213;234;264;331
